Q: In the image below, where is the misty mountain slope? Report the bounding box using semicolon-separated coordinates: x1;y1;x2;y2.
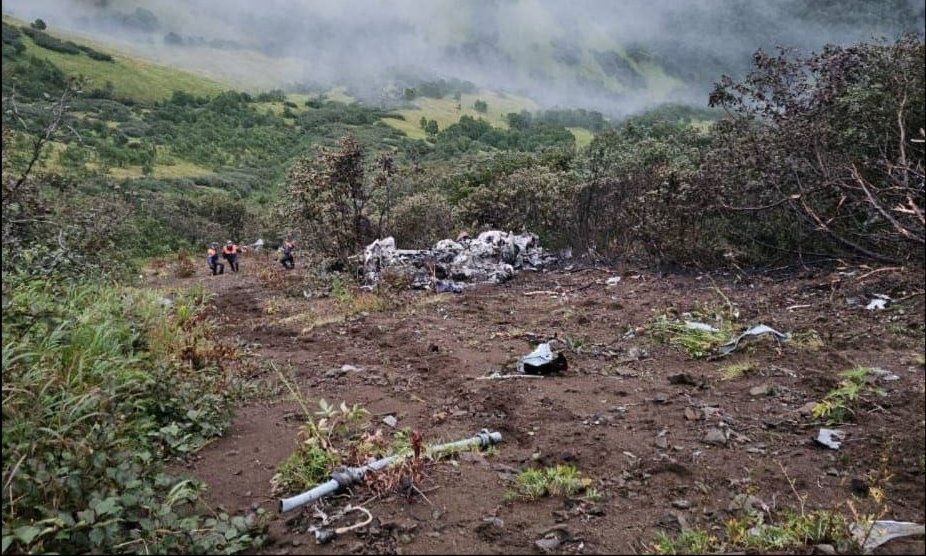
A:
3;0;923;117
2;15;225;103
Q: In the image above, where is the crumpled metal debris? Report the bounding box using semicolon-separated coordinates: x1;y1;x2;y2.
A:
850;520;925;553
685;321;720;333
435;279;464;294
814;428;845;450
517;343;568;375
363;231;556;289
865;294;890;310
715;324;789;357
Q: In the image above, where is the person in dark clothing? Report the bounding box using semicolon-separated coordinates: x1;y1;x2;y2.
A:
207;243;224;275
222;240;240;273
280;238;296;269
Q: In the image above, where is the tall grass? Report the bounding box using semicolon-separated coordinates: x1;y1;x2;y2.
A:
1;278;261;553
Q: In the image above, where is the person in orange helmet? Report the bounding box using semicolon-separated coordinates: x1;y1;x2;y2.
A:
222;240;241;273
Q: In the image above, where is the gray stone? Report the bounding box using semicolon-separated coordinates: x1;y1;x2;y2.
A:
534;536;562;553
672;499;691;510
703;428;728;446
749;384;773;396
383;415;398;428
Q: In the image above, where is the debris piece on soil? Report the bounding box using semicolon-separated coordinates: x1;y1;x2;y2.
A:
517;343;568;375
715;324;790;357
434;279;464;294
814;428;845;450
363;231;556;288
685;321;719;332
865;294;890;310
850;520;925;553
671;499;691;510
606;276;621;286
382;415;398;428
868;367;900;382
309;504;373;545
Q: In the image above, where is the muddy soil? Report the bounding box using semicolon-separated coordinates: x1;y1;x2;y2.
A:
154;256;925;554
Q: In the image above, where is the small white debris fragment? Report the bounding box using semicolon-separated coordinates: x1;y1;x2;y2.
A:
814;428;845;450
685;321;720;333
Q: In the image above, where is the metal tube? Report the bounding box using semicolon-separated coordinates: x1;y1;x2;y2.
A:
279;430;502;512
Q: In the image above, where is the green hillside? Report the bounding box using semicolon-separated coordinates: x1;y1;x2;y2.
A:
3;15;225;102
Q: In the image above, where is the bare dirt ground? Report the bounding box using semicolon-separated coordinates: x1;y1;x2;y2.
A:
152;254;925;554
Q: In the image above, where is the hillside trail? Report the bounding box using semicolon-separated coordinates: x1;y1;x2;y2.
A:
150;253;926;554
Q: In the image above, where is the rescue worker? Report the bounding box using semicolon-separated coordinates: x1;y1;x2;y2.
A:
280;238;296;269
207;242;224;275
222;240;241;273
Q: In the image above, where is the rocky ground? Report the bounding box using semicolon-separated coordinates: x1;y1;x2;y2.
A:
152;254;925;554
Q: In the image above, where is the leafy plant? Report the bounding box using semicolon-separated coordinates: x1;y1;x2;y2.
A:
649;307;734;359
505;465;596;501
812;367;880;424
1;278;263;554
650;529;717;554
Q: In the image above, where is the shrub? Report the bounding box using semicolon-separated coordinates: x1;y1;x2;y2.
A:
706;35;925;265
20;26;82;55
455;166;578;249
283;135;393;263
388;191;456;248
1;279;263;553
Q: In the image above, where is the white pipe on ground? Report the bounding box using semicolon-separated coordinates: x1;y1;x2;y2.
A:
279;430;502;512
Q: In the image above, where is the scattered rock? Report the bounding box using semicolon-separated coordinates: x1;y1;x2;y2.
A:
534;536;561;553
655;436;669;450
668;373;698;386
657;512;689;532
703;428;728;446
672;499;691;510
606;276;621;286
797;402;817;416
476;517;505;541
382;415;398;428
684;407;703;421
749;384;773;397
813;543;837;555
341;364;360;373
850;477;870;497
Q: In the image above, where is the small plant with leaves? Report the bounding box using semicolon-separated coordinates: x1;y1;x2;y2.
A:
718;360;757;380
649;308;733;359
812;367;882;424
505;465;597;501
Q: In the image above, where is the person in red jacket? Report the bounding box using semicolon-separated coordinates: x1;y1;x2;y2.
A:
222;240;241;273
